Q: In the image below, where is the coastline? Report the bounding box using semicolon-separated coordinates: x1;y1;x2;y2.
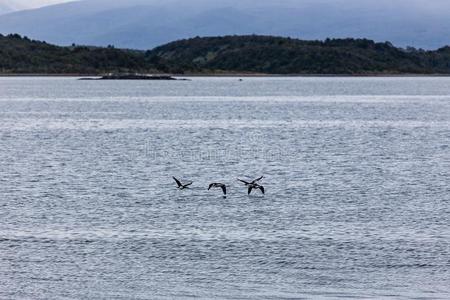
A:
1;73;450;78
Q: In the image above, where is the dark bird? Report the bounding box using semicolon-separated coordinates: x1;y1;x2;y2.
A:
248;183;265;195
237;176;264;186
173;177;193;190
208;183;227;196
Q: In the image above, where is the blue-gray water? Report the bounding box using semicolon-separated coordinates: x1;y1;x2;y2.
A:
0;77;449;299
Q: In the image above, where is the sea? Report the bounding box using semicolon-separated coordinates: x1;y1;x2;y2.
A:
0;76;449;299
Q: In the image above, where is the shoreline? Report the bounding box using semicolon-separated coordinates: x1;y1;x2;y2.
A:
1;73;450;78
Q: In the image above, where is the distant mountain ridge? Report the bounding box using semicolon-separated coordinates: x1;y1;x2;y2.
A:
2;34;450;75
0;0;450;49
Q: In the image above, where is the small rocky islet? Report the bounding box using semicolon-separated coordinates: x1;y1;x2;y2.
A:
79;74;185;80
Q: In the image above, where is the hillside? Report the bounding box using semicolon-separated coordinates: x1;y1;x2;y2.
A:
2;34;450;75
149;36;450;75
0;34;156;74
0;0;450;50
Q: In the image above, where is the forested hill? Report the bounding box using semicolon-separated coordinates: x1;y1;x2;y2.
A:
2;34;450;75
0;34;156;74
148;36;450;75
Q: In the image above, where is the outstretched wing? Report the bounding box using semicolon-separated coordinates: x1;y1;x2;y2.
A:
173;177;182;187
183;181;193;188
252;176;264;183
208;183;213;190
221;185;227;195
258;185;265;194
238;179;250;185
248;186;253;195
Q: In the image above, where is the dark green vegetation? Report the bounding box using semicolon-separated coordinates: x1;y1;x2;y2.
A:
150;36;450;74
2;33;450;75
0;34;156;74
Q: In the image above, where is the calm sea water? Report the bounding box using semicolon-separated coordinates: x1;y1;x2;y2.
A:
0;77;449;299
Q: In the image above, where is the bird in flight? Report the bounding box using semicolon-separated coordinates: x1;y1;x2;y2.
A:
208;183;227;196
173;177;193;190
237;176;265;195
247;183;265;195
237;176;264;186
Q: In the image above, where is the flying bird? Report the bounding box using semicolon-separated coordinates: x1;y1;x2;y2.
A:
237;176;264;186
208;183;227;196
173;177;193;190
248;183;265;195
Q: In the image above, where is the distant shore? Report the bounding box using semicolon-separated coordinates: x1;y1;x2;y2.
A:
3;35;450;76
1;73;450;78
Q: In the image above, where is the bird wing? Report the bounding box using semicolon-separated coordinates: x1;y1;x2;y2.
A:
221;185;227;195
259;185;265;194
248;186;253;195
238;179;250;185
173;177;182;187
183;181;193;187
253;176;264;183
208;183;213;190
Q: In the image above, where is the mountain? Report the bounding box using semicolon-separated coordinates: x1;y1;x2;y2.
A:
2;34;450;75
0;0;450;50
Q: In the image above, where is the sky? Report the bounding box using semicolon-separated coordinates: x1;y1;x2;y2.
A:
4;0;450;11
1;0;74;10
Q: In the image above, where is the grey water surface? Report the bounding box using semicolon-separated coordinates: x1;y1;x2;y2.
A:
0;77;449;299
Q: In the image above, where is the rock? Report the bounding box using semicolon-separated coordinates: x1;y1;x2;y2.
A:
79;74;185;80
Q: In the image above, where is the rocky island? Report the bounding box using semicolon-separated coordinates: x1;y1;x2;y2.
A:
80;74;180;80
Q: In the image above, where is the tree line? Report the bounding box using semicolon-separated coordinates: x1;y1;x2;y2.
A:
1;33;450;74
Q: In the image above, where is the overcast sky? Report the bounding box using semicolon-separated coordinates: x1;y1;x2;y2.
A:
1;0;74;9
4;0;450;10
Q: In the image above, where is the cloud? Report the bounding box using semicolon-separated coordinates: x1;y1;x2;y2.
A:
0;0;75;10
